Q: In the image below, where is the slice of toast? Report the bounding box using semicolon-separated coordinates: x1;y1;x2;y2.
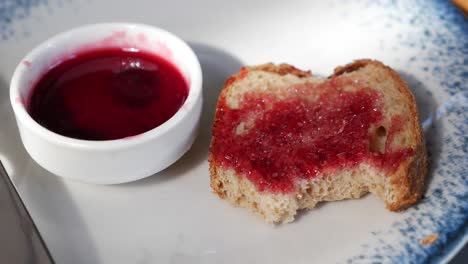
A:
209;60;427;224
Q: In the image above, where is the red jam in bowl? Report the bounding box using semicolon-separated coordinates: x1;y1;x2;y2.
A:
29;48;189;140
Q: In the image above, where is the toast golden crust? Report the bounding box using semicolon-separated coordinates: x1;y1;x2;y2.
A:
248;63;312;78
210;60;427;223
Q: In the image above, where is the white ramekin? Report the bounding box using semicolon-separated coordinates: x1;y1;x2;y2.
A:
10;23;202;184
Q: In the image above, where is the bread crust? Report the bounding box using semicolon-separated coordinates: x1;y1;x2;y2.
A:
210;60;427;222
247;63;312;78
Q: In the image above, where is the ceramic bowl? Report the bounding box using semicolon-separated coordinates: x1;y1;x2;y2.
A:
10;23;203;184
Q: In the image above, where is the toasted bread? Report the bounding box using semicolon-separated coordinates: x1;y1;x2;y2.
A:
209;60;427;224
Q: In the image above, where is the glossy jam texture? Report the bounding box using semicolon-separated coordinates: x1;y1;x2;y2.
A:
29;48;188;140
212;79;413;193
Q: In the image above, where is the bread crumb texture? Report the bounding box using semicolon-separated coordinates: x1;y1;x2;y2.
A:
210;60;427;223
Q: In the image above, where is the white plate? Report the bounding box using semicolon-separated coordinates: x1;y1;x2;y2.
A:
0;0;466;263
